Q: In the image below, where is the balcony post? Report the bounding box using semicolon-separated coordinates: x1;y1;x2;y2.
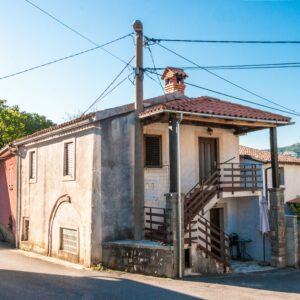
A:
169;115;178;193
268;127;286;267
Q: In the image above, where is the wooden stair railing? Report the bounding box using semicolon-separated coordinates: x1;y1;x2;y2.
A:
184;170;220;226
185;213;231;268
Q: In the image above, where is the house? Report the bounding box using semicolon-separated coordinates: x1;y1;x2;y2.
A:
11;63;293;276
0;145;17;245
240;145;300;204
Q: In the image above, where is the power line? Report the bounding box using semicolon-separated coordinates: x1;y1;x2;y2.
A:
88;73;133;111
185;81;300;117
151;42;300;115
145;62;300;71
82;56;134;115
24;0;133;66
146;37;300;44
145;69;300;117
146;46;165;94
0;34;132;81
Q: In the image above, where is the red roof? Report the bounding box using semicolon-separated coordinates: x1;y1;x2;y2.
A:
287;197;300;204
140;96;291;123
240;145;300;165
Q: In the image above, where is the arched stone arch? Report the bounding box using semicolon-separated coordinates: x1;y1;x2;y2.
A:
47;194;71;256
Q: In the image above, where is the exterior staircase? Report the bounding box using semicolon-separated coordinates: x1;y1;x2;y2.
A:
183;169;231;272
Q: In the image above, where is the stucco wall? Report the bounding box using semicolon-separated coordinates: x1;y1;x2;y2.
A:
91;112;136;263
144;123;240;208
241;157;300;203
19;126;96;266
218;196;270;261
0;153;17;244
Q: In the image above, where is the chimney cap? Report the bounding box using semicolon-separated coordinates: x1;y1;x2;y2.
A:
161;67;188;80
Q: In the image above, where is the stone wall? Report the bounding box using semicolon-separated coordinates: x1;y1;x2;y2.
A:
286;215;299;267
190;244;227;275
102;241;176;278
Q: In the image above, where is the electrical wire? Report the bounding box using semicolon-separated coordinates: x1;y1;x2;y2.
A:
82;56;134;114
24;0;133;66
145;69;300;117
0;34;132;81
146;37;300;44
146;46;165;94
150;41;300;115
145;62;300;71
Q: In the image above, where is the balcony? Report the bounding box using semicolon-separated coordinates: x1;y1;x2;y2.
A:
218;162;263;195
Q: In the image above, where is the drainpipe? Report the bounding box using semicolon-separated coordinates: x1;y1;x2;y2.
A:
16;146;21;248
265;166;271;205
177;113;183;278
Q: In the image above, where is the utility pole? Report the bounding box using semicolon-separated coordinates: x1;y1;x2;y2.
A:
133;20;144;240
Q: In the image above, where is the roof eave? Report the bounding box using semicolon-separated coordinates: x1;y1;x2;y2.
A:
139;108;291;126
14;117;96;146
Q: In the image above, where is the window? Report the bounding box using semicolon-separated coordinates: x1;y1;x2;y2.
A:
279;167;285;186
21;218;29;241
9;165;13;190
60;228;78;254
29;150;37;182
144;135;162;168
63;141;75;179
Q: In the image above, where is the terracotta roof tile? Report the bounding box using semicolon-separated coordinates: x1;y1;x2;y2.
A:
139;96;291;123
240;145;300;165
15;112;96;144
287;197;300;203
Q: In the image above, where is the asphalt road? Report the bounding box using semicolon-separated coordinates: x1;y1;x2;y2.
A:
0;242;299;300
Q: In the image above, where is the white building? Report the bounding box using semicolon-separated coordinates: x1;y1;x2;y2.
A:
13;67;292;275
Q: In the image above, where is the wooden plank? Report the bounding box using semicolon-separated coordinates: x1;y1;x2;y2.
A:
183;115;276;128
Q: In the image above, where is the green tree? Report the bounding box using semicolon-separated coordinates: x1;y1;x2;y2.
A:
0;100;54;148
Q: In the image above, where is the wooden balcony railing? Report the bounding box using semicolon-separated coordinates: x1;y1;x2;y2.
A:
144;206;168;244
218;163;263;194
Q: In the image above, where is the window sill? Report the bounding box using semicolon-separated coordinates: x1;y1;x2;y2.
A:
62;175;75;182
29;178;37;184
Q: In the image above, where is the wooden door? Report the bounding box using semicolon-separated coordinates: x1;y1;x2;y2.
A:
199;138;218;182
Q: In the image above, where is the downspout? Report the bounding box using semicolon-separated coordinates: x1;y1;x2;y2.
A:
265;166;271;205
177;113;183;278
16;146;21;248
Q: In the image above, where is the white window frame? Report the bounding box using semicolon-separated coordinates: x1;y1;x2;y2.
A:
62;138;76;181
28;148;37;184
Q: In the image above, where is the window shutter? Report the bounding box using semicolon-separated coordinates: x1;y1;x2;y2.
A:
144;135;162;168
30;151;36;179
65;142;74;176
9;165;13;189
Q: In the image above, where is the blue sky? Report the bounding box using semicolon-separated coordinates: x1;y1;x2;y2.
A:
1;0;300;149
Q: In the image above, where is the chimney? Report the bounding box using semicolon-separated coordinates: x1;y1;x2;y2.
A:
161;67;188;95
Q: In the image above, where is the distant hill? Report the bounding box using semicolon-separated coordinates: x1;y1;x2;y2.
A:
278;143;300;154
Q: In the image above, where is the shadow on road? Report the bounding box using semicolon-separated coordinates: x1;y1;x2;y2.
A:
185;268;300;295
0;269;200;300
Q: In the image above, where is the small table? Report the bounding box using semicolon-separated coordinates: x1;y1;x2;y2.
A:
238;239;252;261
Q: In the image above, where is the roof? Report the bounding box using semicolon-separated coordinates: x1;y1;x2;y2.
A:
11;90;292;146
14;112;96;145
287;197;300;204
240;145;300;165
139;96;291;123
